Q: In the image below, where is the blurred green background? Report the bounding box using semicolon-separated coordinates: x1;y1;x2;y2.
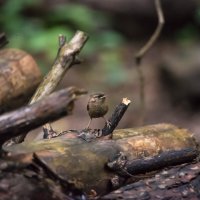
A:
1;0;199;73
0;0;124;74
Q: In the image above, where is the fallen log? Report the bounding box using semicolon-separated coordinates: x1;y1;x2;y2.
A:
0;87;86;145
0;48;42;113
102;161;200;200
4;124;198;196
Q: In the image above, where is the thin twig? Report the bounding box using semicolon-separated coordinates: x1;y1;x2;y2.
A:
58;34;66;47
135;0;164;63
134;0;164;125
136;66;145;125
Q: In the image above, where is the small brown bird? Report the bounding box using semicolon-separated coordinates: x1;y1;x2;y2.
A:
86;93;109;129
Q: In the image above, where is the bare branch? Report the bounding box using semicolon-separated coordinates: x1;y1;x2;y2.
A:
135;0;164;64
102;98;131;137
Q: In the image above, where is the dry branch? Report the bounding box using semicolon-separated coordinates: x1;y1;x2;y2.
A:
107;148;198;177
0;87;86;146
14;31;88;143
29;31;88;103
102;98;131;137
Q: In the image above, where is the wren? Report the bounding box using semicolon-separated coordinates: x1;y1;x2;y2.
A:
86;93;109;129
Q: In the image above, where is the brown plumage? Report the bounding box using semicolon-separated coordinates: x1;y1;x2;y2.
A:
86;93;109;129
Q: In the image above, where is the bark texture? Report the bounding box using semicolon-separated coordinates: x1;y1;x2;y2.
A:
4;124;198;195
102;161;200;200
0;159;84;200
29;31;88;103
0;87;86;145
0;48;42;113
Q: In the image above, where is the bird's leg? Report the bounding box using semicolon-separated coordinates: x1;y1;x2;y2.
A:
103;116;111;128
86;118;92;129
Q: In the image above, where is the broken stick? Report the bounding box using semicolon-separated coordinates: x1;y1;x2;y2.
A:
102;98;131;137
107;148;198;177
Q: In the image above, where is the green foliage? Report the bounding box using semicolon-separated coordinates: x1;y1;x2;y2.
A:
0;0;125;80
176;6;200;45
100;50;128;86
48;4;106;32
0;0;40;33
174;5;200;46
195;7;200;24
1;1;124;54
176;24;199;45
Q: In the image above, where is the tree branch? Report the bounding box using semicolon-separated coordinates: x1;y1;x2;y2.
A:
29;31;88;103
135;0;164;64
0;87;86;146
102;98;131;137
107;148;198;177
